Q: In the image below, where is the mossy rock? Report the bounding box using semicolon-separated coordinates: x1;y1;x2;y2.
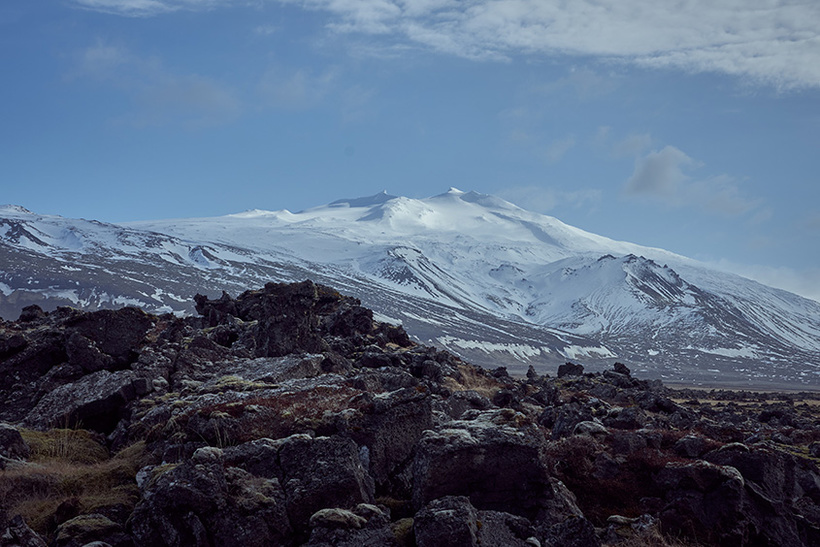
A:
55;513;130;547
391;518;415;547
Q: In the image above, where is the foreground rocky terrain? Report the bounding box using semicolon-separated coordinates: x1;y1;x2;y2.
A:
1;280;819;546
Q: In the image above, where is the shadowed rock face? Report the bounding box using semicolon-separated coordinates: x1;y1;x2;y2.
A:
1;280;819;547
0;305;155;426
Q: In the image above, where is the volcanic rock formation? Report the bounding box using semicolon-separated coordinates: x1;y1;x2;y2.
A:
1;280;819;546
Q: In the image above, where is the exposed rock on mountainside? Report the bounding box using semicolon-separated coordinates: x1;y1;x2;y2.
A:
3;193;820;389
1;281;819;546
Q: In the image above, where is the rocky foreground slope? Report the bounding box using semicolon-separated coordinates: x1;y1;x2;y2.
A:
1;281;819;546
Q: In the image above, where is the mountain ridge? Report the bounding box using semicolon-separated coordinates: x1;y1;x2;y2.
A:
1;190;819;389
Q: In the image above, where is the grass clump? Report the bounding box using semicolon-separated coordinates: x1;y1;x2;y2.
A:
20;428;109;464
0;434;148;540
444;364;504;399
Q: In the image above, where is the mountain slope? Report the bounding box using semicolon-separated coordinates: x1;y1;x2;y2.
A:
2;191;819;389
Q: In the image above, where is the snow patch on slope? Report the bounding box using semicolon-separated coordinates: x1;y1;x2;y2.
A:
437;336;549;361
561;345;617;360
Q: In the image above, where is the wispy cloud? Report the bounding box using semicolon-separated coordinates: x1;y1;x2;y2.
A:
545;136;576;163
70;1;820;90
72;0;188;17
624;146;760;216
611;133;653;159
594;127;653;158
292;0;820;90
257;66;339;110
70;42;241;127
255;64;377;120
497;185;602;214
532;68;621;100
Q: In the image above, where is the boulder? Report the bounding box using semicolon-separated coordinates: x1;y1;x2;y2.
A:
414;496;538;547
557;363;584;378
64;307;154;368
65;331;114;373
54;514;131;547
704;444;820;544
128;446;292;547
0;331;27;358
413;496;479;547
539;515;600;547
544;403;594;439
347;386;433;494
277;434;376;535
673;434;710;459
24;369;149;433
306;505;396;547
654;460;748;545
572;420;609;439
18;304;46;323
613;362;631;376
0;515;47;547
0;422;29;460
308;508;367;530
222;433;376;542
445;390;493;418
412;411;567;523
603;406;646;430
475;509;538;546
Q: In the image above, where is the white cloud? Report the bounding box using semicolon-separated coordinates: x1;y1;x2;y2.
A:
497;185;602;213
625;146;759;216
70;1;820;89
297;0;820;90
71;42;241;127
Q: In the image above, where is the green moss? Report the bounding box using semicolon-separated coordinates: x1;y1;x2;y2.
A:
55;513;121;543
391;518;415;547
203;375;270;393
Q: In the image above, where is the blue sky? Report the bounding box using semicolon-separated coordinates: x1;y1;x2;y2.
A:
2;0;819;302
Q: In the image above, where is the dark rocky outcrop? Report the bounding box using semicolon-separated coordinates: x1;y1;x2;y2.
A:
0;422;29;461
414;496;538;547
1;280;819;546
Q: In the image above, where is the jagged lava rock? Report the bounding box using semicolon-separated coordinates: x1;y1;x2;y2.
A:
1;281;819;547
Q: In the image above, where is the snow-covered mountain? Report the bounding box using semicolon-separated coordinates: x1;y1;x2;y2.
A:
2;190;819;389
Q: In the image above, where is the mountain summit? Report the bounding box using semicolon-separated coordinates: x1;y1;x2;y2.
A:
1;191;819;388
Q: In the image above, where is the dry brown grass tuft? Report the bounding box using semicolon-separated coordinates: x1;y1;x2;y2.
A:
20;428;109;465
168;385;369;446
0;437;147;539
608;527;705;547
443;364;504;399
